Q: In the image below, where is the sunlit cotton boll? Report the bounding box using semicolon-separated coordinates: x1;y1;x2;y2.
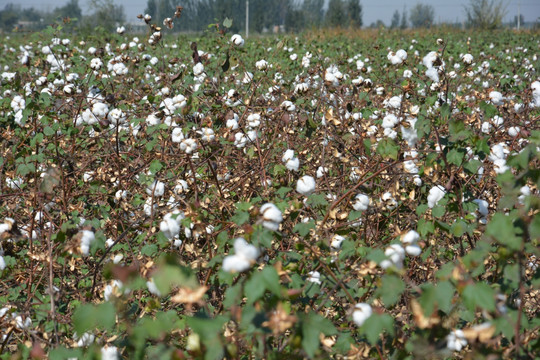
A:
331;234;345;249
180;138;197;154
297;175;316;196
256;59;268;70
352;303;372;327
461;53;473;65
381;192;397;210
489;91;504;106
446;329;467;351
401;229;422;256
79;230;95;256
230;34;244;46
380;244;405;269
316;166;328;178
147;180;165;197
222;238;260;273
507;126;520;137
171;127;184;143
260;203;283;231
352;193;370;211
160;211;184;240
198;127;215;142
307;271;321;284
76;332;95;347
101;346;119;360
247;113;261;128
0;256;6;271
427;185;445;208
193;62;204;76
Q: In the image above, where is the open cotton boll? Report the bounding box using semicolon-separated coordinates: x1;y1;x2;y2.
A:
285;157;300;171
222;238;260;273
296;175;316;196
230;34;244;46
146;278;162;296
425;67;439;83
193;62;204;76
381;244;405;269
352;193;370;211
446;329;467;351
101;346;119;360
427;185;446;208
507;126;520;137
473;199;489;218
352;303;372;327
79;230;95;256
147;180;165;197
282;149;295;162
489;91;504;105
405;244;422;256
316;166;328;178
260;203;283;231
76;332;95;347
256;59;268;70
381;192;398;210
0;256;6;271
307;271;321;284
401;230;420;245
331;234;345;249
492;159;509;174
222;254;251;273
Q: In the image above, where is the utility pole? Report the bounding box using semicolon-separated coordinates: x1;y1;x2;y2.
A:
246;0;249;38
517;1;521;30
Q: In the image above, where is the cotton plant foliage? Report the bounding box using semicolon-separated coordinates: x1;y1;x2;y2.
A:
0;18;538;360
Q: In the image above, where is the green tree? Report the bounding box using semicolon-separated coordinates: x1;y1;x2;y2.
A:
83;0;125;31
325;0;345;27
390;10;400;29
400;7;408;28
144;0;157;18
54;0;82;20
0;4;20;31
302;0;324;28
346;0;362;27
409;3;434;28
465;0;507;29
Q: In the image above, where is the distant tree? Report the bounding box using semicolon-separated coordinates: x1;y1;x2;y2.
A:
346;0;362;27
409;3;434;28
302;0;324;28
326;0;345;27
84;0;125;31
464;0;507;29
390;10;400;28
513;13;524;28
54;0;82;20
144;0;157;19
400;7;408;28
0;4;20;31
20;7;42;22
369;19;385;28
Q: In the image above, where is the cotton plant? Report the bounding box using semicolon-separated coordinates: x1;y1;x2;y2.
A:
222;238;260;273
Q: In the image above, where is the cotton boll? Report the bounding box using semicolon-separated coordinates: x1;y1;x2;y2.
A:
489;91;504;105
316;166;328;178
384;244;405;268
146;278;162;296
256;59;268;70
147;180;165;197
79;230;95;256
401;230;420;245
425;67;439;83
230;34;244;46
296;175;316;196
493;159;509;174
235;237;259;261
331;234;345;249
352;193;370;211
222;254;251;273
382;114;399;128
507;126;520;137
352;303;372;327
282;149;295;162
381;192;397;210
260;203;283;231
473;199;489;218
427;185;445;208
285;157;300;171
405;244;422;256
76;332;95;347
446;329;467;351
307;271;321;284
193;62;204;76
0;256;6;271
101;346;119;360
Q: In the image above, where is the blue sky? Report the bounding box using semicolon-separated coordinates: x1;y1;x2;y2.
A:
3;0;540;25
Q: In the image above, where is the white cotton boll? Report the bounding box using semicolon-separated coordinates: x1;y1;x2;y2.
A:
489;143;508;161
352;193;370;211
101;346;119;360
256;59;268;70
235;237;259;261
401;230;420;245
234;133;247;148
171;127;184;143
247;113;261;128
352;303;372;327
222;255;251;273
193;62;204;76
491;115;504;127
230;34;244;46
79;230;95;256
76;332;95;347
331;235;345;249
146;278;162;296
401;120;418;146
289;53;297;61
425;67;439;83
180;138;197;154
382;114;399;128
281;100;296;112
14;315;32;329
226;118;239;130
518;185;530;205
423;51;438;68
147;180;165;197
489;91;504;105
427;185;446;208
297;175;316;196
285;157;300;171
481;121;492;134
507;126;520;137
113;254;123;264
386;96;401;109
0;256;6;271
473;199;489;218
260;203;283;231
386;244;405;265
493;159;509;174
316;166;328;178
282;149;295;162
405;244;422;256
446;329;467;351
461;53;473;64
199;128;215;142
307;271;321;284
381;192;397;210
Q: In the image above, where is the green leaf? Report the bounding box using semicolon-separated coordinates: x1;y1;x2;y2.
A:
276;186;292;198
480;101;497;118
361;313;394;344
447;148;465;166
462;282;495;312
376;275;405;306
293;220;315;237
43;126;55;136
306;193;328;207
301;312;337;358
485;213;523;251
187;313;228;360
431;205;445;218
245;271;265;303
417;218;435;236
451;219;468;237
261;266;281;297
231;210;250;226
73;302;116;333
376;138;399;160
223;17;233;28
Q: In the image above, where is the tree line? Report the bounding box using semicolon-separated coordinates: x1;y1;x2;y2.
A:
0;0;531;33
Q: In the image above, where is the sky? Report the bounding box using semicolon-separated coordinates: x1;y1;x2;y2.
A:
2;0;539;25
